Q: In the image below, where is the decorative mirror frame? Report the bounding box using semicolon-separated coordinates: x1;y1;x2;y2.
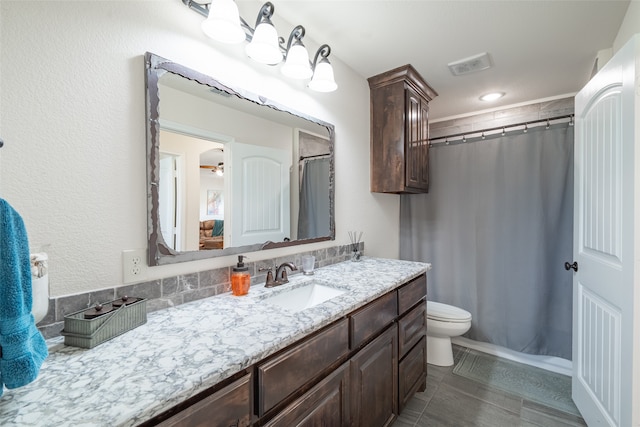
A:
144;52;335;266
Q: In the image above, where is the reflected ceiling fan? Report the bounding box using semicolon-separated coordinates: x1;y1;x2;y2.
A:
200;162;224;176
200;147;224;176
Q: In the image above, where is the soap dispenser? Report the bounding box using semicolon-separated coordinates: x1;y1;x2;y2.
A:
231;255;250;296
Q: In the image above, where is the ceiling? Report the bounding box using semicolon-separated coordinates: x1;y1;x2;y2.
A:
248;0;629;120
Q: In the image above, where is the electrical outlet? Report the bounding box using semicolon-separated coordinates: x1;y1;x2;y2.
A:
123;249;148;284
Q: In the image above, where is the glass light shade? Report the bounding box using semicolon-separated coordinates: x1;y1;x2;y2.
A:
308;59;337;92
201;0;245;44
245;22;283;65
281;42;312;79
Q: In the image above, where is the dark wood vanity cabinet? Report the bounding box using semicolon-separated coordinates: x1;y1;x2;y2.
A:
149;274;427;427
368;65;437;194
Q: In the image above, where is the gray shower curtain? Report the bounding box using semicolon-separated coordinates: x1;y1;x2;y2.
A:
400;124;574;359
298;157;330;239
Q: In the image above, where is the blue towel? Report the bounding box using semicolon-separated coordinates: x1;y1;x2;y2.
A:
0;199;48;396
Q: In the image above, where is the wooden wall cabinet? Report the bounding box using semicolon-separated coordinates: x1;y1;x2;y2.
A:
368;65;437;194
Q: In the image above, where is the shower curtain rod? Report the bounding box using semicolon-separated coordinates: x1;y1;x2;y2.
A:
299;153;330;161
429;114;574;146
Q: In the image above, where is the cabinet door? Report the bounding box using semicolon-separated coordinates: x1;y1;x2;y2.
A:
350;326;398;427
265;362;350;427
405;87;429;192
399;337;426;412
157;373;252;427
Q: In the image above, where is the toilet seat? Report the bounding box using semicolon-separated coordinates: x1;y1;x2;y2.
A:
427;301;472;323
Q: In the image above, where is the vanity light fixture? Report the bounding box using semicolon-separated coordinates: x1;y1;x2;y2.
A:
183;0;337;92
245;2;282;65
479;92;505;102
281;25;312;79
200;0;246;44
308;44;338;92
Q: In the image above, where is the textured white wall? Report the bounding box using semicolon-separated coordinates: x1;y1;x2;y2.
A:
0;1;400;297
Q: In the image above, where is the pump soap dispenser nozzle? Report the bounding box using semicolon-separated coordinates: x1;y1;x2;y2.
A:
231;255;251;296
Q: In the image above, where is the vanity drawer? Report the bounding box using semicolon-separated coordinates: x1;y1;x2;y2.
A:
398;336;426;412
257;318;349;416
349;291;397;349
397;274;427;314
398;300;426;359
157;372;252;427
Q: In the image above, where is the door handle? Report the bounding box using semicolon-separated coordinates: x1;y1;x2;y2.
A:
564;261;578;272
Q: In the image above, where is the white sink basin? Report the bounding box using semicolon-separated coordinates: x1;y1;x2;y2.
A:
263;281;346;312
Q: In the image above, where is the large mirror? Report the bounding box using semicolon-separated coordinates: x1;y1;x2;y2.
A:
145;52;335;266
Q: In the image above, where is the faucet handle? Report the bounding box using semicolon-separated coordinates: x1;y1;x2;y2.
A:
259;267;277;287
280;268;290;283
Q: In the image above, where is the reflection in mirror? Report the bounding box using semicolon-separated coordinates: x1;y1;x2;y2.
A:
145;52;335;266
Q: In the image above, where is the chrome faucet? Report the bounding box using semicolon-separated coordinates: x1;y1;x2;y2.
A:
260;262;298;288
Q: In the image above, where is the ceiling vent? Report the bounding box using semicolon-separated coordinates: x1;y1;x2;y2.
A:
448;52;492;76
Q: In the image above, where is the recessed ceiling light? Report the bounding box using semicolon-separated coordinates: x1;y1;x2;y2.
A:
480;92;505;102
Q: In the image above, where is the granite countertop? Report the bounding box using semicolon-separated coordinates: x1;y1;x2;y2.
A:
0;257;430;426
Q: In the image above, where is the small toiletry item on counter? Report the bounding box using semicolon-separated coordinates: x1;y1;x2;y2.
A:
112;295;140;307
83;302;115;319
301;255;315;275
231;255;250;296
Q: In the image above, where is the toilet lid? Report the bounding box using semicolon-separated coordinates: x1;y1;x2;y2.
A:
427;301;472;322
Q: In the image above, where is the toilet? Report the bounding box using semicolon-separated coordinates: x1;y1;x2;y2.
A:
426;301;472;366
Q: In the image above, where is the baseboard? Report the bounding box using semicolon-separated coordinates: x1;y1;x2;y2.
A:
452;337;572;376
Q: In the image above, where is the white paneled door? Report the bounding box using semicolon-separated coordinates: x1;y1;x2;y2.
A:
228;142;291;247
571;35;640;427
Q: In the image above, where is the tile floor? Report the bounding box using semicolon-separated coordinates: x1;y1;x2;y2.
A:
392;346;587;427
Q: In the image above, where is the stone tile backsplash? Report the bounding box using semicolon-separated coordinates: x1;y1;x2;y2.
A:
37;243;362;339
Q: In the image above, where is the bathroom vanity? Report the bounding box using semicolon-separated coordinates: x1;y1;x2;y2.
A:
0;258;429;427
